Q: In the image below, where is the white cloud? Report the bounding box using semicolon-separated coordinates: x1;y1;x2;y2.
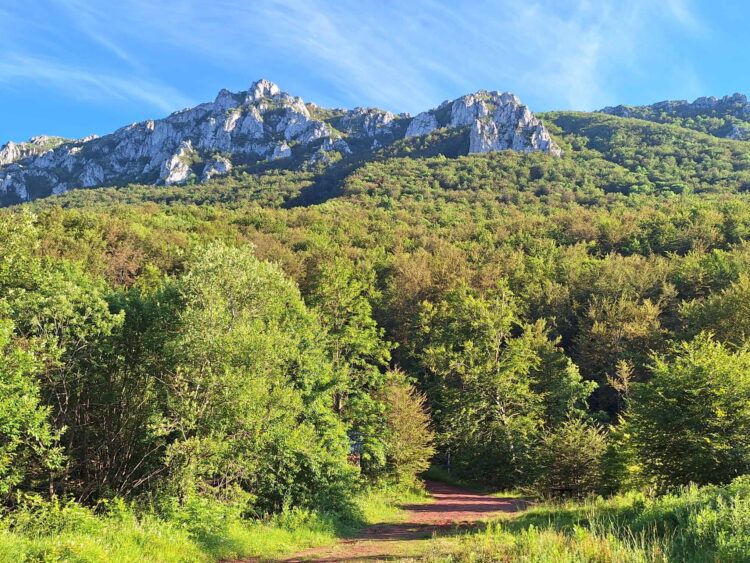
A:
662;0;704;34
47;0;145;68
84;0;703;111
1;0;708;117
0;56;193;114
0;1;192;117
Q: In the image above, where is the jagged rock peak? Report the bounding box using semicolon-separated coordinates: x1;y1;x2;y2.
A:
0;80;562;205
212;79;283;109
331;107;400;140
0;135;72;166
250;79;281;101
0;78;344;202
406;90;561;156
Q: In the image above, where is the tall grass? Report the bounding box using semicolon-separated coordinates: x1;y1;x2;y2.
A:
354;485;429;524
0;500;205;563
435;476;750;562
0;483;425;562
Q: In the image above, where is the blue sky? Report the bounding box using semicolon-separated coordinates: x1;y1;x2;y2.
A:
0;0;747;141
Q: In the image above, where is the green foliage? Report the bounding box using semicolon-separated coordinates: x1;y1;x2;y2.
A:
0;499;206;562
534;418;608;496
437;476;750;562
159;243;353;511
6;102;750;557
681;273;750;343
628;335;750;488
574;293;667;414
0;486;418;562
303;253;391;477
419;283;593;488
378;370;436;484
545;112;750;196
601;96;750;140
0;320;62;498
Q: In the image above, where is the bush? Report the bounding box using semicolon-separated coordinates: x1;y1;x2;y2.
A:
0;319;62;499
158;243;355;511
628;334;750;488
535;418;608;497
0;499;205;562
379;370;436;484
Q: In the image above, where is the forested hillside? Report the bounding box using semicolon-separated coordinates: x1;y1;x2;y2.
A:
2;108;750;560
600;93;750;140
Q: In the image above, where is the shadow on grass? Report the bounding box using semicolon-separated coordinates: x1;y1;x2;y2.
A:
356;520;490;542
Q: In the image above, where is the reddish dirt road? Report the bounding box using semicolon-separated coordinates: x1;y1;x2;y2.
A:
280;480;528;562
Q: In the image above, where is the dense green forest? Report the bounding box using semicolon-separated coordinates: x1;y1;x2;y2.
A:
3;111;750;560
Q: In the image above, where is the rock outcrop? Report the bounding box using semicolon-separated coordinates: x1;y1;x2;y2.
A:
0;80;560;204
201;156;232;181
405;111;440;138
332;107;400;140
0;136;71;166
161;141;196;185
405;91;562;156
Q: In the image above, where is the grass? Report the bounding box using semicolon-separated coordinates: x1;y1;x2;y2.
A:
5;478;749;562
355;485;430;525
0;501;206;563
427;476;750;562
0;484;428;562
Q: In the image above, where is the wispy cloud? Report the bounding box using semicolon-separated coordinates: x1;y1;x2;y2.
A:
49;0;704;112
0;0;709;126
0;1;192;118
662;0;705;34
47;0;142;68
0;55;193;114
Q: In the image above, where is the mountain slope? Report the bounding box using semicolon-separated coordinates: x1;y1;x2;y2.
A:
0;80;560;205
25;108;750;214
600;93;750;140
0;135;76;165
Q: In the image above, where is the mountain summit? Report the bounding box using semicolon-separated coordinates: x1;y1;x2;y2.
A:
0;80;560;203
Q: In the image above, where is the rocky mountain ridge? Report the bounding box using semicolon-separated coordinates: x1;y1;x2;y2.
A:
406;90;560;155
0;79;561;204
600;93;750;140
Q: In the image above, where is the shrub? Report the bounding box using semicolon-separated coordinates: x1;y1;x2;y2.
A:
628;334;750;488
379;370;436;484
535;418;608;497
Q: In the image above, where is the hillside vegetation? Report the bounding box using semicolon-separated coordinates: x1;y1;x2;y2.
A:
2;111;750;560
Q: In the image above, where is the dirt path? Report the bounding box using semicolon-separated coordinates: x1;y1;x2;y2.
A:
280;481;528;562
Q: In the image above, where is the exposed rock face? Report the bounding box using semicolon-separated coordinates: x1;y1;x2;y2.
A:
271;142;292;160
335;107;398;139
727;124;750;141
79;162;105;187
161;141;196;185
0;79;341;202
0;80;560;204
406;91;562;156
308;138;353;166
0;136;70;166
405;112;439;138
201;156;232;181
250;79;280;101
450;94;492;127
468;94;561;156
